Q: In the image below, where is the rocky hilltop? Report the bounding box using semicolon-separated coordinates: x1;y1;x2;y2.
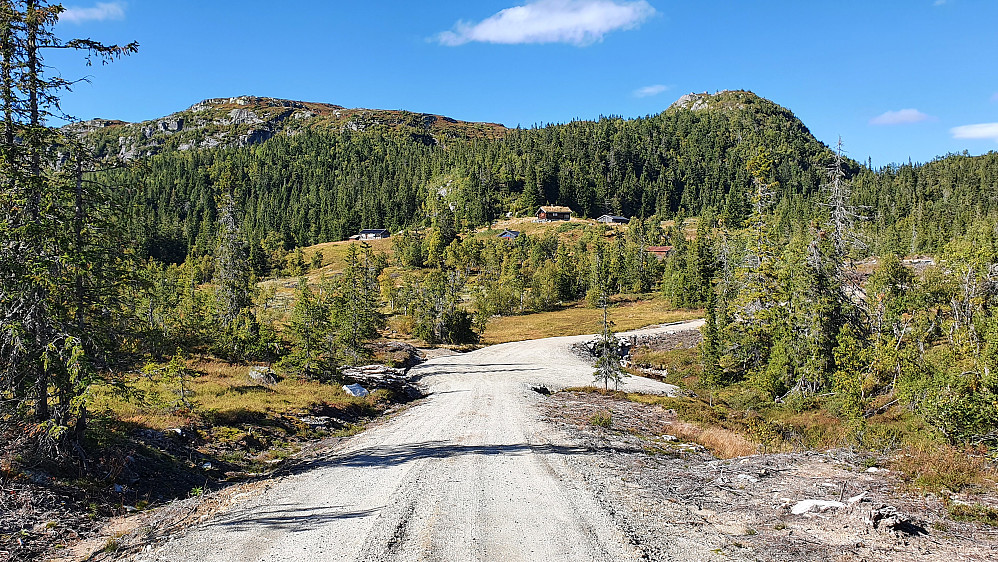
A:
65;95;508;160
670;89;768;112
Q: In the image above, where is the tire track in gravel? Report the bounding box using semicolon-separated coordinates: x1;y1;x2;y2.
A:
135;321;705;562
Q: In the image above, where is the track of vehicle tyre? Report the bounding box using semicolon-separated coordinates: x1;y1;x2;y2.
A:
136;322;710;562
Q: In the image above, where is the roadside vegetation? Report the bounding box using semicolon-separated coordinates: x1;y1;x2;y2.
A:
4;1;998;558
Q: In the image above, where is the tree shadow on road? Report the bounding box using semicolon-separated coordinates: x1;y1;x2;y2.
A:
205;503;382;532
290;441;637;472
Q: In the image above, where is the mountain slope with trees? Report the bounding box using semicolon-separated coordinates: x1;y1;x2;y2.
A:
88;89;845;264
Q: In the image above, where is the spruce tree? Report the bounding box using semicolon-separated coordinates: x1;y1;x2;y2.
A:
0;0;135;454
590;242;628;390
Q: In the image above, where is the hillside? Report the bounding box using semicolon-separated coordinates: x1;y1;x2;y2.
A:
88;90;845;263
67;95;508;161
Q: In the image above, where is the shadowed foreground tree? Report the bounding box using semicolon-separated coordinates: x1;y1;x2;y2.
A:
0;0;136;459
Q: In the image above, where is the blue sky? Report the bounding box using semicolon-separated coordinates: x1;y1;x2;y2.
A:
49;0;998;167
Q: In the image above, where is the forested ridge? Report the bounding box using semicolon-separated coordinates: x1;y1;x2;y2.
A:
7;3;998;556
89;90;997;266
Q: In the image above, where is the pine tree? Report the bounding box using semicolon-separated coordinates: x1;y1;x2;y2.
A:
0;0;135;454
214;188;252;328
332;243;384;363
590;243;629;390
279;278;335;381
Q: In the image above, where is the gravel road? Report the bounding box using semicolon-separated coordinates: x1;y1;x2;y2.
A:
135;321;704;562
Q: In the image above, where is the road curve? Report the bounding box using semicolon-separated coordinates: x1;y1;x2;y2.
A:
138;321;703;562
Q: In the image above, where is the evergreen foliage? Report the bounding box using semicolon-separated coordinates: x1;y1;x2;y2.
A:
0;0;136;457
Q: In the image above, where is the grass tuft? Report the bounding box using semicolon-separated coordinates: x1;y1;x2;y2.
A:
589;410;613;428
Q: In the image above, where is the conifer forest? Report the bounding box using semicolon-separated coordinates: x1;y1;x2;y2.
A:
3;1;998;559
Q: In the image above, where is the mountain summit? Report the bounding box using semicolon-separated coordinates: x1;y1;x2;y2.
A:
67;95;508;160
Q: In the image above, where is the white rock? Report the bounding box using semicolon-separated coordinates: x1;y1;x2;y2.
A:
847;492;869;504
343;383;369;397
791;499;845;515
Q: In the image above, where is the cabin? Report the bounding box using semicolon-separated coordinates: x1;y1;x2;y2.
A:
596;214;629;224
497;229;520;240
358;229;390;240
537;205;573;221
646;245;674;260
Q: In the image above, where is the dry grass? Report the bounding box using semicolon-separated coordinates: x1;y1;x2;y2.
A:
482;297;701;344
891;444;998;493
92;358;370;432
566;387;760;459
670;423;759;459
257;238;394;310
302;238;394;272
476;216;595;240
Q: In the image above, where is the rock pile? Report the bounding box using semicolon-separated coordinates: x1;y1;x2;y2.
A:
341;364;421;399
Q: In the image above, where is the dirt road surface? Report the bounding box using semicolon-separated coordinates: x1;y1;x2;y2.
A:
133;321;716;562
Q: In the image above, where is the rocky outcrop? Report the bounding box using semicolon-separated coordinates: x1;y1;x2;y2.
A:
669;89;746;112
341;364;421;399
66;96;508;161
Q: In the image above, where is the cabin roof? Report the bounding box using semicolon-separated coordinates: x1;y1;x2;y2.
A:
538;205;572;214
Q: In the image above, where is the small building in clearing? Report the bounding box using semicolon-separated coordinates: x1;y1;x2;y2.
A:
537;205;573;221
497;229;520;240
596;214;629;224
646;245;673;260
358;229;390;240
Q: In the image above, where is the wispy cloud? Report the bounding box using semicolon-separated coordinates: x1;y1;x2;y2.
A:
951;123;998;142
436;0;656;47
634;84;668;98
60;2;126;24
869;108;932;126
934;0;947;6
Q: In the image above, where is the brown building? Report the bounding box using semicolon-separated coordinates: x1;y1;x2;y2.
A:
646;245;674;259
537;205;572;221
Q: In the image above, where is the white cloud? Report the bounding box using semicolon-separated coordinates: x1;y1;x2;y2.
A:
951;123;998;142
437;0;656;47
934;0;947;6
60;2;126;24
869;108;932;126
634;84;668;98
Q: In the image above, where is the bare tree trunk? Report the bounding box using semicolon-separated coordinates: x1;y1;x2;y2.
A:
0;1;14;149
24;0;48;422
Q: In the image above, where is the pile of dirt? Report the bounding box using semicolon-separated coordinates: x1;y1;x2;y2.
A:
370;341;423;369
540;390;998;561
633;329;702;352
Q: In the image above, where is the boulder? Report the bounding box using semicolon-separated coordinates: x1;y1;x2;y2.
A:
371;341;423;368
343;383;369;397
248;366;278;385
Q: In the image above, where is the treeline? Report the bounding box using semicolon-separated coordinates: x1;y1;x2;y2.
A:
853;151;998;256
